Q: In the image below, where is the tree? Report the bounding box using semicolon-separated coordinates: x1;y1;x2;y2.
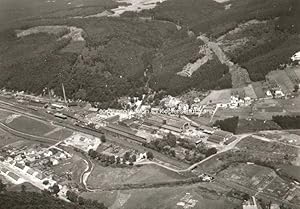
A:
51;184;60;196
100;135;106;143
88;149;97;159
66;190;78;202
109;155;116;164
146;151;154;160
43;180;49;185
75;89;87;100
21;184;26;193
131;154;137;162
205;148;217;157
166;132;177;147
116;156;121;164
78;196;85;205
214;116;239;134
123;152;131;161
293;84;299;92
0;179;6;193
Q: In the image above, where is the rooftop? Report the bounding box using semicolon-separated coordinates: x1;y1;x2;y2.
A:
7;172;21;181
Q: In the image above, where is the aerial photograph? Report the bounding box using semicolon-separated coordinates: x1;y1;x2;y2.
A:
0;0;300;208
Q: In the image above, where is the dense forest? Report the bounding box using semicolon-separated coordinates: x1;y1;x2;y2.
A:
0;191;107;209
272;115;300;129
0;0;300;105
213;116;239;134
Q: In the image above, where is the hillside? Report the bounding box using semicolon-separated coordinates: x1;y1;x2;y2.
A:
0;191;107;209
0;0;300;105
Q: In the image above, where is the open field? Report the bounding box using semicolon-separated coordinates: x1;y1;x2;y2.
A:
213;106;252;121
236;119;281;134
52;152;87;185
279;95;300;114
5;115;55;137
82;183;241;209
87;164;184;189
46;128;73;140
200;89;231;105
252;81;266;98
0;110;12;122
217;163;276;190
0;128;23;147
266;70;295;94
279;165;300;182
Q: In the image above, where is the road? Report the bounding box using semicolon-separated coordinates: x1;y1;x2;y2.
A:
0;98;300;207
136;133;250;173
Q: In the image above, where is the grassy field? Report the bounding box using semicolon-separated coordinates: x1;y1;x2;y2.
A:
87;164;184;189
252;81;266;98
52;152;87;185
82;183;241;209
0;128;23;147
5;115;55;136
279;165;300;182
46;128;73;140
236;119;281;134
0;110;12;122
266;70;295;94
200;89;232;105
217;163;275;190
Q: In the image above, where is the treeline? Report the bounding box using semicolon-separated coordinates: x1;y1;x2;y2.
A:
272;115;300;129
151;58;232;96
0;15;233;107
143;132;217;164
0;185;107;209
213;117;239;134
140;0;293;36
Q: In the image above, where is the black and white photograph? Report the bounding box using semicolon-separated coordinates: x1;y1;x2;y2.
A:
0;0;299;208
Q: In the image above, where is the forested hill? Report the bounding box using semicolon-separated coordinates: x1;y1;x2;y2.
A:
0;191;107;209
0;0;300;107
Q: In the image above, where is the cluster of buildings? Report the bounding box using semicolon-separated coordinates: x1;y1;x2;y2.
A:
63;133;101;152
0;144;70;188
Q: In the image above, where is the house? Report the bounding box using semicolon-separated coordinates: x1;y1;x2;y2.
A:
1;167;9;174
275;90;285;98
26;168;35;175
291;51;300;63
35;172;46;180
7;172;23;184
15;163;25;170
266;90;273;97
243;196;258;209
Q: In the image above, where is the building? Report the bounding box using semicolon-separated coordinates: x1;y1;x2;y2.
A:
7;172;23;184
243;196;258;209
143;114;191;133
197;125;215;134
207;130;233;144
102;123;146;145
104;115;120;125
54;113;67;119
